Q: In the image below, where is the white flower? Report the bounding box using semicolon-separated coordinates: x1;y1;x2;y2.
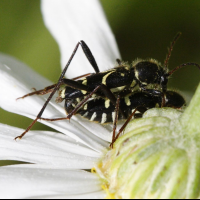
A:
1;0;200;199
0;0;120;198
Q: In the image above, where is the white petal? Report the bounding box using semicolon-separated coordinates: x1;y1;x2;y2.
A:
41;0;121;78
0;53;52;93
0;123;101;168
76;116;112;142
0;166;102;199
34;191;106;199
0;54;109;152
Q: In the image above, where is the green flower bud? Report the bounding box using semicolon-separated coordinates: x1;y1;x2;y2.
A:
96;84;200;199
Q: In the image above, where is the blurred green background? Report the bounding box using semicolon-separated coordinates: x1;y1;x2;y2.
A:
0;0;200;166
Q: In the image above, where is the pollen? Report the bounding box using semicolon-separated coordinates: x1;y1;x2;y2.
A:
91;168;97;173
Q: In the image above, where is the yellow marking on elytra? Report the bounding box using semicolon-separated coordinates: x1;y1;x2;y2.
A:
125;96;131;106
135;70;139;80
90;112;97;121
81;79;88;94
81;90;87;94
111;86;125;93
84;104;88;110
82;79;87;85
101;113;107;124
83;112;88;117
125;66;129;70
60;89;66;98
102;71;115;85
76;98;81;103
121;73;125;77
105;99;110;108
112;112;116;122
132;109;140;114
131;80;136;87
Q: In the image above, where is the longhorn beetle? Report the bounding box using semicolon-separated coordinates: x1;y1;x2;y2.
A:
75;89;185;146
15;33;200;140
39;88;185;147
75;90;185;124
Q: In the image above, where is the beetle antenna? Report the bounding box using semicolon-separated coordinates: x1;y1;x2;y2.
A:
167;62;200;76
164;32;182;70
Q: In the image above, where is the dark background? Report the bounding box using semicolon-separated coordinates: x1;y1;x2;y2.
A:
0;0;200;166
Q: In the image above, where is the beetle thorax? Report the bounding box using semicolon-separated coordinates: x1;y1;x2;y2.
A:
133;59;163;86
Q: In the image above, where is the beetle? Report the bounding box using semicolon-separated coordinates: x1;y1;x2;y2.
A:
15;33;199;140
76;89;185;146
34;88;185;147
75;90;185;124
